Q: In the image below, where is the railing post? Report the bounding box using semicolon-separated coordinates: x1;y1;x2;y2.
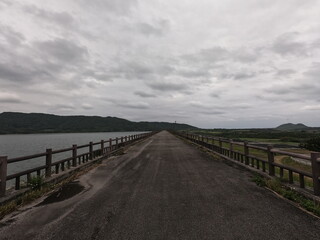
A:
311;152;320;196
89;142;93;160
244;141;249;165
121;137;123;146
229;140;233;158
72;145;77;167
0;156;8;197
45;149;52;177
109;138;112;152
267;145;275;176
219;138;222;153
101;140;104;156
116;137;119;148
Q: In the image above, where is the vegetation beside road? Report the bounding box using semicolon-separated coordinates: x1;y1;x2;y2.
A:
252;174;320;217
191;127;320;149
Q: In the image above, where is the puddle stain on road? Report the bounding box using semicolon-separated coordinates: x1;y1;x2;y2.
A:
37;181;84;206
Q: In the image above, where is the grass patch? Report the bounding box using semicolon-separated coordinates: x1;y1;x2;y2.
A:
28;175;44;190
280;157;311;173
0;183;54;220
251;174;266;187
252;175;320;217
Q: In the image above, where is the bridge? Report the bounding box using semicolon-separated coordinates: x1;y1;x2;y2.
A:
0;131;319;239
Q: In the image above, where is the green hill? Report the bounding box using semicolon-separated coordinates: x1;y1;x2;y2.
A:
276;123;309;131
0;112;197;134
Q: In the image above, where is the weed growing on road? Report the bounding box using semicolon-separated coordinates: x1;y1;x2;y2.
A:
251;174;266;187
252;175;320;217
0;186;52;220
28;175;44;190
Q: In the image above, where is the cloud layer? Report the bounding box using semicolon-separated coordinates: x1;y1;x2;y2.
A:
1;0;320;128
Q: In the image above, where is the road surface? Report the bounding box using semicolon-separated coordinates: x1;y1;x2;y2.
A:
0;131;319;239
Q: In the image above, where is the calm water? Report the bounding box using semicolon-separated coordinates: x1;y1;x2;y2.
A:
0;132;146;187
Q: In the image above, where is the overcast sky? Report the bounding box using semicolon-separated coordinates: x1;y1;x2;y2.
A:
0;0;320;128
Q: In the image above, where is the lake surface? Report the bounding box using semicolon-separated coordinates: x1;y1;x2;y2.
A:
0;132;146;187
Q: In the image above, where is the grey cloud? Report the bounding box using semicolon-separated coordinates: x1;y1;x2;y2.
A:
117;102;150;109
50;103;76;111
115;60;174;80
304;62;320;80
0;0;12;7
218;71;255;80
182;46;261;66
0;31;94;86
233;72;255;80
134;91;156;98
312;39;320;49
1;1;320;128
176;69;210;79
188;102;226;115
264;81;320;102
302;105;320;111
137;19;170;36
272;32;308;56
199;110;226;115
137;23;162;36
256;94;299;103
275;69;296;76
24;5;75;27
189;101;251;111
147;82;188;92
122;61;154;78
78;0;137;15
271;83;316;95
0;27;52;83
0;93;24;103
0;24;25;45
200;47;229;61
83;69;114;82
0;62;49;83
209;92;221;98
81;104;93;110
35;38;88;64
183;47;229;64
232;48;260;63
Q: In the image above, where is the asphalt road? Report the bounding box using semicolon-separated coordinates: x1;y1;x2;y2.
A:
0;131;319;240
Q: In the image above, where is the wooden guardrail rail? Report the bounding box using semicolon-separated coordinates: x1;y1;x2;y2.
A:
176;132;320;196
0;132;155;197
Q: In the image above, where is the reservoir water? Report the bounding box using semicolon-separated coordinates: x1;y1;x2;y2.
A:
0;132;146;187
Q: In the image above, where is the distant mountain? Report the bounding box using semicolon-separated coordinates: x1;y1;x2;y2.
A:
0;112;197;134
276;123;309;131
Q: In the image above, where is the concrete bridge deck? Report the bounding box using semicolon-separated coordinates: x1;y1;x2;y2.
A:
0;131;319;239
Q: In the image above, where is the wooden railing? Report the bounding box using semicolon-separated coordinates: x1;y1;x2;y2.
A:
0;132;155;197
176;132;320;196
